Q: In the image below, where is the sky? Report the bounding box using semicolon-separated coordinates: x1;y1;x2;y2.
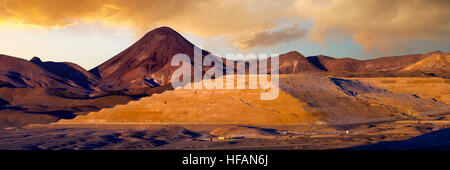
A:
0;0;449;70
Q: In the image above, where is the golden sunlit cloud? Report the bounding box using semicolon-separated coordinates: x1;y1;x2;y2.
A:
0;0;449;52
234;26;307;49
0;0;299;35
296;0;450;53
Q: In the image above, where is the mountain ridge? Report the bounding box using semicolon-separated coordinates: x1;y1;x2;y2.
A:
0;26;448;128
0;54;91;94
90;26;214;91
30;56;99;90
0;26;448;94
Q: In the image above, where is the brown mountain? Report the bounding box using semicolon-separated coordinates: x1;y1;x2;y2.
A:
1;27;447;92
242;51;322;74
0;55;128;128
0;54;176;128
307;55;360;72
89;26;447;92
273;51;322;73
399;51;450;78
90;26;214;91
0;54;90;93
30;57;99;90
357;53;430;72
306;51;447;77
307;53;427;72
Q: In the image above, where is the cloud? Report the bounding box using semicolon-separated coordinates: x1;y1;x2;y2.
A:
0;0;299;36
0;0;449;53
296;0;450;53
0;0;105;26
234;26;307;49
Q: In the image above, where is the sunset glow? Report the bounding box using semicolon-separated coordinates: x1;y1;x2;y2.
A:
1;0;448;69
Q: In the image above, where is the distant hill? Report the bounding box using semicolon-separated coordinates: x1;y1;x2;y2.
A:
0;54;89;94
399;51;450;78
306;51;449;77
30;57;99;90
273;51;322;73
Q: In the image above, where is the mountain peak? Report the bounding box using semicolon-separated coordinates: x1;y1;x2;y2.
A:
30;56;42;63
91;26;199;90
276;51;322;73
427;51;443;55
143;26;180;38
284;51;304;56
279;51;307;60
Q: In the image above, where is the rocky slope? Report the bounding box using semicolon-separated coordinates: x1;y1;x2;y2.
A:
90;27;217;91
57;73;449;125
0;54;87;92
306;51;449;77
30;57;99;90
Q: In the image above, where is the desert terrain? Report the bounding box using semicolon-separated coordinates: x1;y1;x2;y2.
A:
1;74;449;150
0;27;449;150
1;113;449;150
